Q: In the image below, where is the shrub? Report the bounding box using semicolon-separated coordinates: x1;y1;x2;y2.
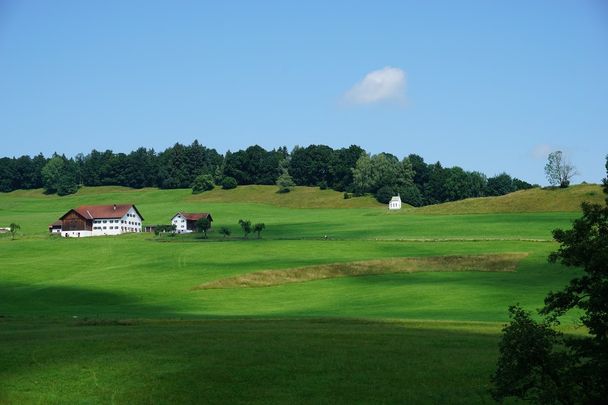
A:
221;176;237;190
192;174;215;194
153;224;176;235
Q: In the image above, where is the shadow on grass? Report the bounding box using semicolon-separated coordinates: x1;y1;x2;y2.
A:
0;316;502;404
0;279;511;404
0;282;177;319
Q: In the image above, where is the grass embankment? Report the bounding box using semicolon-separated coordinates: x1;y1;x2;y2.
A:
415;184;604;214
190;184;382;208
197;253;527;289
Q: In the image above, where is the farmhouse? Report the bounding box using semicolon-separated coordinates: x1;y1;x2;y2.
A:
54;204;144;237
171;212;213;233
388;195;402;210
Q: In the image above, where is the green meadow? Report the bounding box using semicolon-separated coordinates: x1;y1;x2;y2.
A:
0;185;599;404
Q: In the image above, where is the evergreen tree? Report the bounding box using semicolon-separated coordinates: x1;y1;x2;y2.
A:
276;161;295;193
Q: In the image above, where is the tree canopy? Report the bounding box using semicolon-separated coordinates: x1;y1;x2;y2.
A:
545;151;577;188
492;155;608;403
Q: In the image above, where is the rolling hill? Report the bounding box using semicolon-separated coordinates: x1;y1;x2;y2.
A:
0;183;600;403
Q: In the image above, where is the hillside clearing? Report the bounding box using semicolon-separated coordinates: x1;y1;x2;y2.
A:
189;185;383;208
195;253;528;289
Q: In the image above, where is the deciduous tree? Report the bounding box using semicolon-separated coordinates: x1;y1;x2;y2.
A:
9;223;20;240
41;155;78;196
238;219;252;239
492;155;608;403
221;176;237;190
253;223;266;239
545;151;577;188
195;217;211;238
192;174;214;194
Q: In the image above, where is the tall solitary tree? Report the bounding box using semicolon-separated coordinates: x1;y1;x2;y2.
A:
492;155;608;403
545;151;577;188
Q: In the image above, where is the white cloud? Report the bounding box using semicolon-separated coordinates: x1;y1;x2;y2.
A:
531;144;554;160
343;66;406;105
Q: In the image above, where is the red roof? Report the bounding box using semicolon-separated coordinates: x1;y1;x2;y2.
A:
48;220;62;227
175;212;213;221
59;204;144;220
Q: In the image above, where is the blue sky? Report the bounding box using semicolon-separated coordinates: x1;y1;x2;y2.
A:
1;1;607;185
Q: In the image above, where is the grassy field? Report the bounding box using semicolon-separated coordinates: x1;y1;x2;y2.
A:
0;185;597;403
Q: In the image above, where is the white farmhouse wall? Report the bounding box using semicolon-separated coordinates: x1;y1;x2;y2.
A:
62;230;93;238
91;207;143;236
171;214;192;233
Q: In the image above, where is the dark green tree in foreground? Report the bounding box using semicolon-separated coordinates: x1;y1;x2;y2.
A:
253;223;266;239
492;155;608;404
195;217;211;238
9;223;20;240
219;226;231;238
238;219;252;239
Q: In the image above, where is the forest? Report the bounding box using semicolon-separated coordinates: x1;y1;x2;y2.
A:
0;141;535;206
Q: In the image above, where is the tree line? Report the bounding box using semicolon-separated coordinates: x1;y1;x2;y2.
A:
0;140;535;205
